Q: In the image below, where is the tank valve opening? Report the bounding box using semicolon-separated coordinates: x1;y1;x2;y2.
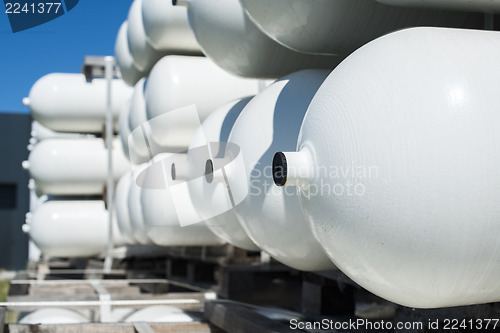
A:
205;159;214;184
172;0;190;7
171;163;177;181
273;152;288;186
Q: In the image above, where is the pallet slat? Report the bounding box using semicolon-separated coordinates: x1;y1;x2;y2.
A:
205;301;296;333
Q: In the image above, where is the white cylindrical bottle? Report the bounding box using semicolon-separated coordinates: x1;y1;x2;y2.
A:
187;97;259;251
240;0;483;55
174;0;343;78
141;154;225;246
128;164;153;245
144;56;263;152
276;27;500;308
119;99;133;161
115;21;144;87
124;306;194;323
115;172;137;245
27;138;130;196
228;70;334;271
142;0;202;54
19;308;90;324
27;73;133;133
127;0;164;74
127;78;152;164
29;201;125;258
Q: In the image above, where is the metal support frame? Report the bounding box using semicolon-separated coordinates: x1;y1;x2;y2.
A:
81;56;117;273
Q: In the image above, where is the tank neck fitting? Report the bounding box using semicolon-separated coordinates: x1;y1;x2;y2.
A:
205;159;226;184
169;153;189;182
172;0;191;7
273;149;314;187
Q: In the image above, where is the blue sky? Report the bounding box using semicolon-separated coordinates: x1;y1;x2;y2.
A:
0;0;134;113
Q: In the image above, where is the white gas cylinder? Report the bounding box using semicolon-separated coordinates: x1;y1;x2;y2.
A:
30;121;93;143
124;306;194;323
144;55;263;152
174;0;343;78
140;154;225;246
27;73;133;133
119;99;133;161
127;0;163;73
142;0;201;54
27;138;130;196
228;70;334;271
28;201;124;258
240;0;483;55
187;98;259;251
127;78;152;164
274;27;500;308
128;164;153;245
115;21;143;87
115;172;137;245
19;308;89;324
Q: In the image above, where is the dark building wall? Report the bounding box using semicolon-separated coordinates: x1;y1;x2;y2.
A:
0;112;31;270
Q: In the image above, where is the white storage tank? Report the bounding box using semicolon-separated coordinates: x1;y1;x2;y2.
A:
127;0;163;74
129;78;148;132
128;164;153;245
274;27;500;308
115;22;143;87
28;200;124;258
145;56;263;152
30;121;93;144
127;78;152;164
141;154;225;246
187;98;259;251
240;0;483;55
174;0;343;78
115;172;137;245
119;99;133;161
119;98;152;164
27;73;133;133
19;308;89;324
228;70;334;271
141;0;202;54
26;138;130;196
376;0;500;12
124;306;194;323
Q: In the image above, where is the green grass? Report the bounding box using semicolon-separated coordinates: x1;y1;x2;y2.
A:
0;280;18;323
0;280;9;302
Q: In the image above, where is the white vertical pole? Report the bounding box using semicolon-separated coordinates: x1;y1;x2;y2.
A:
103;56;115;273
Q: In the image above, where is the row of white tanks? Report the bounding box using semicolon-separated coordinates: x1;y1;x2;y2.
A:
23;0;500;311
18;305;195;325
